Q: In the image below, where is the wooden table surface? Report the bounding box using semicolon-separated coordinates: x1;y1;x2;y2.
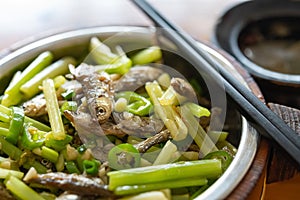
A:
0;0;299;199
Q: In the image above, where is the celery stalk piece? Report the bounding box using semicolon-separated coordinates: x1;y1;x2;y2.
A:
41;146;59;163
108;159;222;190
7;71;22;88
24;116;51;132
0;137;23;160
114;177;207;196
207;131;228;143
93;44;132;75
0;127;9;137
153;140;177;165
5;175;45;200
181;105;218;155
89;37;118;64
2;52;53;107
0;168;24;179
131;46;162;65
20;57;76;99
0;105;10;115
145;81;187;141
0;112;10;123
42;79;65;140
158;86;177;105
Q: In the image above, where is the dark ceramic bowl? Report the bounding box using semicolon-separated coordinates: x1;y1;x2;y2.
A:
214;0;300;108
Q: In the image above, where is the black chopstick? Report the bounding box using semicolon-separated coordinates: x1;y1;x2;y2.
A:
132;0;300;165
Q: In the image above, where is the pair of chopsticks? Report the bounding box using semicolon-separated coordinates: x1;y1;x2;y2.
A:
132;0;300;165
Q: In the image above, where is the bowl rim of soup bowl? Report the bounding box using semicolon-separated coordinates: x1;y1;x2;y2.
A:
213;0;300;86
0;26;259;200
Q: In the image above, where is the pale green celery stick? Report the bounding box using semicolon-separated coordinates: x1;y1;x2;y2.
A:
5;175;45;200
89;37;118;64
153;140;177;165
1;52;53;107
94;45;132;75
0;112;10;123
8;71;22;88
108;159;222;190
0;127;9;137
0;104;11;123
24;116;51;132
131;46;162;65
0;168;24;179
181;105;218;156
20;57;76;99
42;79;65;140
0;137;23;160
145;81;187;141
0;105;50;131
41;146;59;163
0;122;9;129
159;86;177;106
207;131;228;143
114;177;207;196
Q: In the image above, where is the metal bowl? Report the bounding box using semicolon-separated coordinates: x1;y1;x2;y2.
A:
0;26;259;199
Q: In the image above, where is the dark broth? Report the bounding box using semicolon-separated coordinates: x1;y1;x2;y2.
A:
239;17;300;75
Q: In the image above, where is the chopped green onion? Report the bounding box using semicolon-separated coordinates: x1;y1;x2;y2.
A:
77;144;87;154
83;159;100;175
65;161;80;174
61;89;75;100
61;101;77;112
